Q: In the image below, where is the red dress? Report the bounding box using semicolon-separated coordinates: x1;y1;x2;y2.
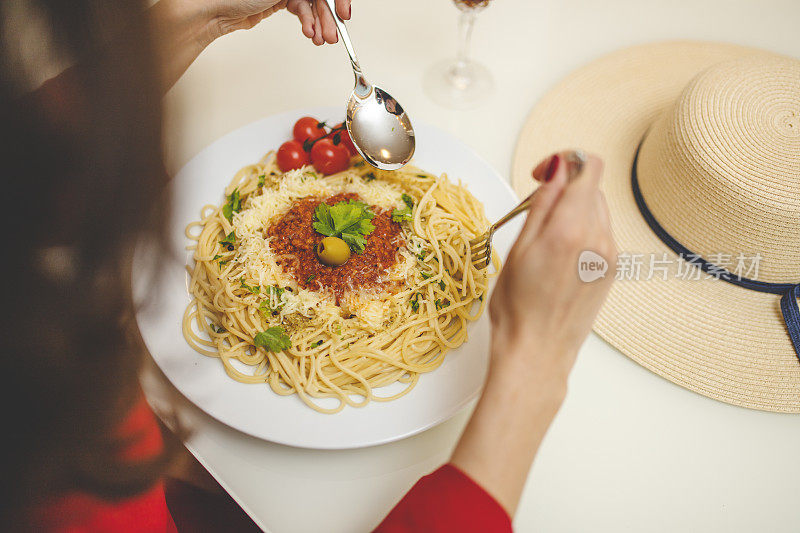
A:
29;399;511;532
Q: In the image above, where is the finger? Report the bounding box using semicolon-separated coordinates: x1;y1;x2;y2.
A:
514;155;570;249
314;0;339;43
552;154;604;223
336;0;351;20
287;0;315;38
565;153;603;193
312;11;324;45
531;154;555;182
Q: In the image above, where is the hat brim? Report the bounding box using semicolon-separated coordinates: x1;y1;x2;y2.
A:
511;40;800;413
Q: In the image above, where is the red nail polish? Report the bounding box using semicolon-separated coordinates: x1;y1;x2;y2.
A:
545;154;561;182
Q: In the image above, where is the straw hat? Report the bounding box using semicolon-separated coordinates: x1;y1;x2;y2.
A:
512;41;800;413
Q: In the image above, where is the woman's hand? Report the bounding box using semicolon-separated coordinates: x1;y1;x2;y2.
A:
152;0;351;90
450;151;616;517
200;0;352;46
489;151;616;383
287;0;351;45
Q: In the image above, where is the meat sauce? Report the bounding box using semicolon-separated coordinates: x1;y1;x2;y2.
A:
267;193;404;300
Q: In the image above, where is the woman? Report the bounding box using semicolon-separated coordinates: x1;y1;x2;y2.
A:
0;0;615;530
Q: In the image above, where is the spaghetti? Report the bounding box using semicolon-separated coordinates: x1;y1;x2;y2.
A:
183;153;498;413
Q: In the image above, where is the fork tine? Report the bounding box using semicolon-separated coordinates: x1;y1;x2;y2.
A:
472;253;491;270
471;245;490;262
469;235;488;248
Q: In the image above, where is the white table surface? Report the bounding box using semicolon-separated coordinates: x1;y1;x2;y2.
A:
145;1;800;531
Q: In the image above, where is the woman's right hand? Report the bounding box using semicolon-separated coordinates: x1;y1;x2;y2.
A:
488;151;616;386
450;151;616;517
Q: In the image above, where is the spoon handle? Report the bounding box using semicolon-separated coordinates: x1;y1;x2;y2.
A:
321;0;371;96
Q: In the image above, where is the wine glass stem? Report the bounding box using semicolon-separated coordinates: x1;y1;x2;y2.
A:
454;10;477;78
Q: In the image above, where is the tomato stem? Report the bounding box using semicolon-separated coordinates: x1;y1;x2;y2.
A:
302;124;347;152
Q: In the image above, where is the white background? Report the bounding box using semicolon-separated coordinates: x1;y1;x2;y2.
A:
145;0;800;531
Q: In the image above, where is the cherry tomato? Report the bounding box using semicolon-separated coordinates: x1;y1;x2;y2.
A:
311;138;350;175
277;140;310;172
331;123;358;156
292;116;327;145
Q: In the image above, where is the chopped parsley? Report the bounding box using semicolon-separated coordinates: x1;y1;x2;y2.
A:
438;280;446;291
266;285;285;300
257;174;266;187
240;279;260;294
363;172;377;182
219;231;236;251
410;293;421;312
421;272;432;279
417;251;427;261
417;173;428;178
213;254;229;267
312;200;375;254
222;188;242;222
435;299;449;310
306;274;316;283
311;340;324;348
258;287;285;318
391;194;415;223
254;326;291;352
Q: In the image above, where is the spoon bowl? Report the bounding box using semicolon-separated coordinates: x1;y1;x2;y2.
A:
347;87;415;170
323;0;415;170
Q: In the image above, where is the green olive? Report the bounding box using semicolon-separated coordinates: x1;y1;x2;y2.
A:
316;236;351;266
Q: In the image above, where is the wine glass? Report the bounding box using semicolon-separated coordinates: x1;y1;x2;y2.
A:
423;0;494;109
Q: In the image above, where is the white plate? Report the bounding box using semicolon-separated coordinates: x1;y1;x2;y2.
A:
134;106;522;449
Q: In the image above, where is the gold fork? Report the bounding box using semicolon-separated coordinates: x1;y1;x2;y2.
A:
469;151;587;269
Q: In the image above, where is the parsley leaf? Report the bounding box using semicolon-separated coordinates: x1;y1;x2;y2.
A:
411;293;421;312
257;174;266;187
253;326;291;352
219;231;236;251
438;280;446;290
240;279;260;294
222;188;242;222
311;340;323;348
312;200;376;254
421;272;432;279
313;202;336;236
341;232;368;253
364;172;377;182
392;193;415;223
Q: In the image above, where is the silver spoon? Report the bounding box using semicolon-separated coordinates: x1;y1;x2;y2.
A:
322;0;415;170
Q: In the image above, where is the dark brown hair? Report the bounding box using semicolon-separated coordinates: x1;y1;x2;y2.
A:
0;0;174;522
